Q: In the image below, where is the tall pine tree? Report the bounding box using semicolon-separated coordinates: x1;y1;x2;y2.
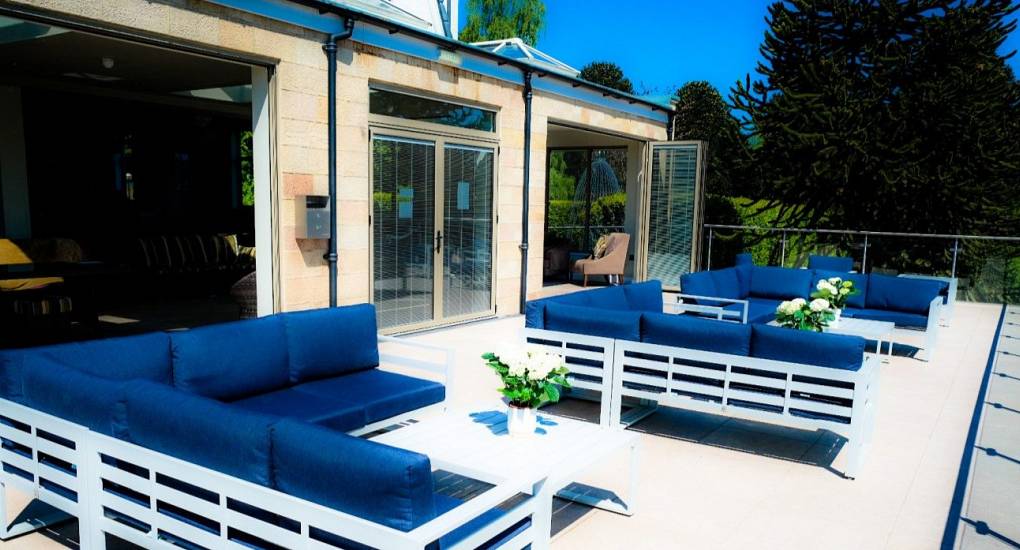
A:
731;0;1020;236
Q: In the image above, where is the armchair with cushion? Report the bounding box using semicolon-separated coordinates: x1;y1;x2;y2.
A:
572;232;630;286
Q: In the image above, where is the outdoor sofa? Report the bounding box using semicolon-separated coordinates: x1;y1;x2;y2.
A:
677;257;945;360
523;281;878;479
0;304;535;549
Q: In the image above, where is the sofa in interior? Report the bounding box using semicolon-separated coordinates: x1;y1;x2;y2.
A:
0;304;533;549
523;284;878;478
678;257;946;360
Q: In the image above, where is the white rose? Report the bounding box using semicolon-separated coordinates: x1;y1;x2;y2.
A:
508;361;527;377
828;277;841;285
810;298;830;312
816;280;827;291
792;298;807;307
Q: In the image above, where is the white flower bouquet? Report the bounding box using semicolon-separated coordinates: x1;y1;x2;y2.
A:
483;346;570;409
775;297;835;332
811;277;858;310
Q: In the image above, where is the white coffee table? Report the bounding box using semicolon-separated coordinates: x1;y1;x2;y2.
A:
371;405;640;549
826;317;895;360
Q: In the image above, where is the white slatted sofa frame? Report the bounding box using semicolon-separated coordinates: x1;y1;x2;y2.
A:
522;328;616;427
0;335;476;547
609;340;879;479
670;293;748;323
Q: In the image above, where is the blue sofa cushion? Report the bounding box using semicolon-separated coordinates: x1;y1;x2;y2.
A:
724;297;781;324
294;369;444;425
21;358;132;437
524;291;592;329
124;382;277;486
813;269;868;309
865;274;942;314
544;302;642;341
283;304;380;383
843;307;928;329
734;253;753;266
709;268;743;300
587;286;632;310
750;325;865;371
0;332;172;401
807;255;854;272
170;316;290;400
272;419;435;532
622;280;664;312
228;387;367;432
750;266;812;300
641;313;752;355
735;264;752;297
679;271;717;302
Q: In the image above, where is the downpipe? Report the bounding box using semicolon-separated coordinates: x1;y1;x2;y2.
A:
323;18;355;307
519;70;534;314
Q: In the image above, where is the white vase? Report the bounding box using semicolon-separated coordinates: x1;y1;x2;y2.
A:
831;308;842;328
507;404;537;437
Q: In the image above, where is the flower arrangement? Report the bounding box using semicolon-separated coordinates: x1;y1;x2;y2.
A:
775;297;835;332
483;346;570;409
811;277;858;310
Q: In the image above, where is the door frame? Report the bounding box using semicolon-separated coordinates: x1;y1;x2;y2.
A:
636;140;706;286
368;126;499;333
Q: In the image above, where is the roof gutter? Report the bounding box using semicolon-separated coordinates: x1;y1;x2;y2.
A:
324;17;356;307
288;0;673;114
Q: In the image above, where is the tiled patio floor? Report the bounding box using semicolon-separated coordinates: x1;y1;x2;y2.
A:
1;298;1005;549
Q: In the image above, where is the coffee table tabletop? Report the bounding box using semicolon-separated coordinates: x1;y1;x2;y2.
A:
371;405;640;549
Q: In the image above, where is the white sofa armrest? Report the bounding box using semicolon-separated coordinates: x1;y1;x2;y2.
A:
666;293;748;323
378;335;455;396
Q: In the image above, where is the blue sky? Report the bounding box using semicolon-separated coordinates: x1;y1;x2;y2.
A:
459;1;1020;99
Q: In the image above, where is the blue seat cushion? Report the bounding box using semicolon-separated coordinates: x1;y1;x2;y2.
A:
807;255;854;272
293;369;444;425
750;266;812;300
544;302;642;341
170;316;290;400
124;382;277;486
709;268;743;300
735;253;753;266
724;297;780;324
641;312;752;355
0;332;172;401
813;269;868;309
843;307;928;329
21;358;132;437
750;325;864;371
865;274;942;314
271;419;435;532
679;271;718;303
283;304;380;383
622;280;664;312
228;387;367;432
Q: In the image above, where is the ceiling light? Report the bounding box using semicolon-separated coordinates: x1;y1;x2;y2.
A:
101;56;114;69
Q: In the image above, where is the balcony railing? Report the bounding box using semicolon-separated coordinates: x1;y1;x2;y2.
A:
702;224;1020;304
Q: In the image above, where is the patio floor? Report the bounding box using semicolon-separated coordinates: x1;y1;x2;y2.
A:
1;295;1007;549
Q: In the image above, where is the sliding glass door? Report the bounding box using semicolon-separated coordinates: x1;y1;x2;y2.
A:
642;141;705;287
372;132;495;330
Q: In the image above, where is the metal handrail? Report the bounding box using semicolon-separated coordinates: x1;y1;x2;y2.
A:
703;224;1020;242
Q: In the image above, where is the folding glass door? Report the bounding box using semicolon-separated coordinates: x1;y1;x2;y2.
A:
372;132;495;330
641;142;705;288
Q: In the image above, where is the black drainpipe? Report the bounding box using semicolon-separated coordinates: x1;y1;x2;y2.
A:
323;18;355;307
519;71;534;313
667;110;677;140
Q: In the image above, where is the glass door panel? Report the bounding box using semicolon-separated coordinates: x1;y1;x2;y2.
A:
442;144;494;318
644;142;703;286
372;135;436;329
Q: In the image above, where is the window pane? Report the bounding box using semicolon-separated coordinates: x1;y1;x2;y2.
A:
646;143;699;283
443;144;494;318
370;89;495;132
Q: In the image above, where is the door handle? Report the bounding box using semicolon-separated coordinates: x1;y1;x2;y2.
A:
435;230;443;253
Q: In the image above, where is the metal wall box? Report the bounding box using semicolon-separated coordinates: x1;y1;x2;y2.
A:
295;195;331;239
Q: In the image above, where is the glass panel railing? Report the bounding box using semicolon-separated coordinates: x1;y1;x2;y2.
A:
701;225;1020;304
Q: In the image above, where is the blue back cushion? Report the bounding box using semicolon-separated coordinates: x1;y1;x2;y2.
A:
641;313;752;355
807;255;854;272
709;268;743;299
813;269;868;309
680;271;717;298
735;265;752;297
283;304;379;383
544;302;641;341
588;285;632;310
22;358;133;437
272;419;435;532
750;325;865;371
735;253;753;266
524;291;591;329
750;266;812;300
124;382;277;486
865;274;942;314
170;316;290;400
0;332;172;401
622;280;664;312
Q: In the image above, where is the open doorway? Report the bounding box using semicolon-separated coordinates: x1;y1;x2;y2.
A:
0;14;272;347
543;123;642;287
